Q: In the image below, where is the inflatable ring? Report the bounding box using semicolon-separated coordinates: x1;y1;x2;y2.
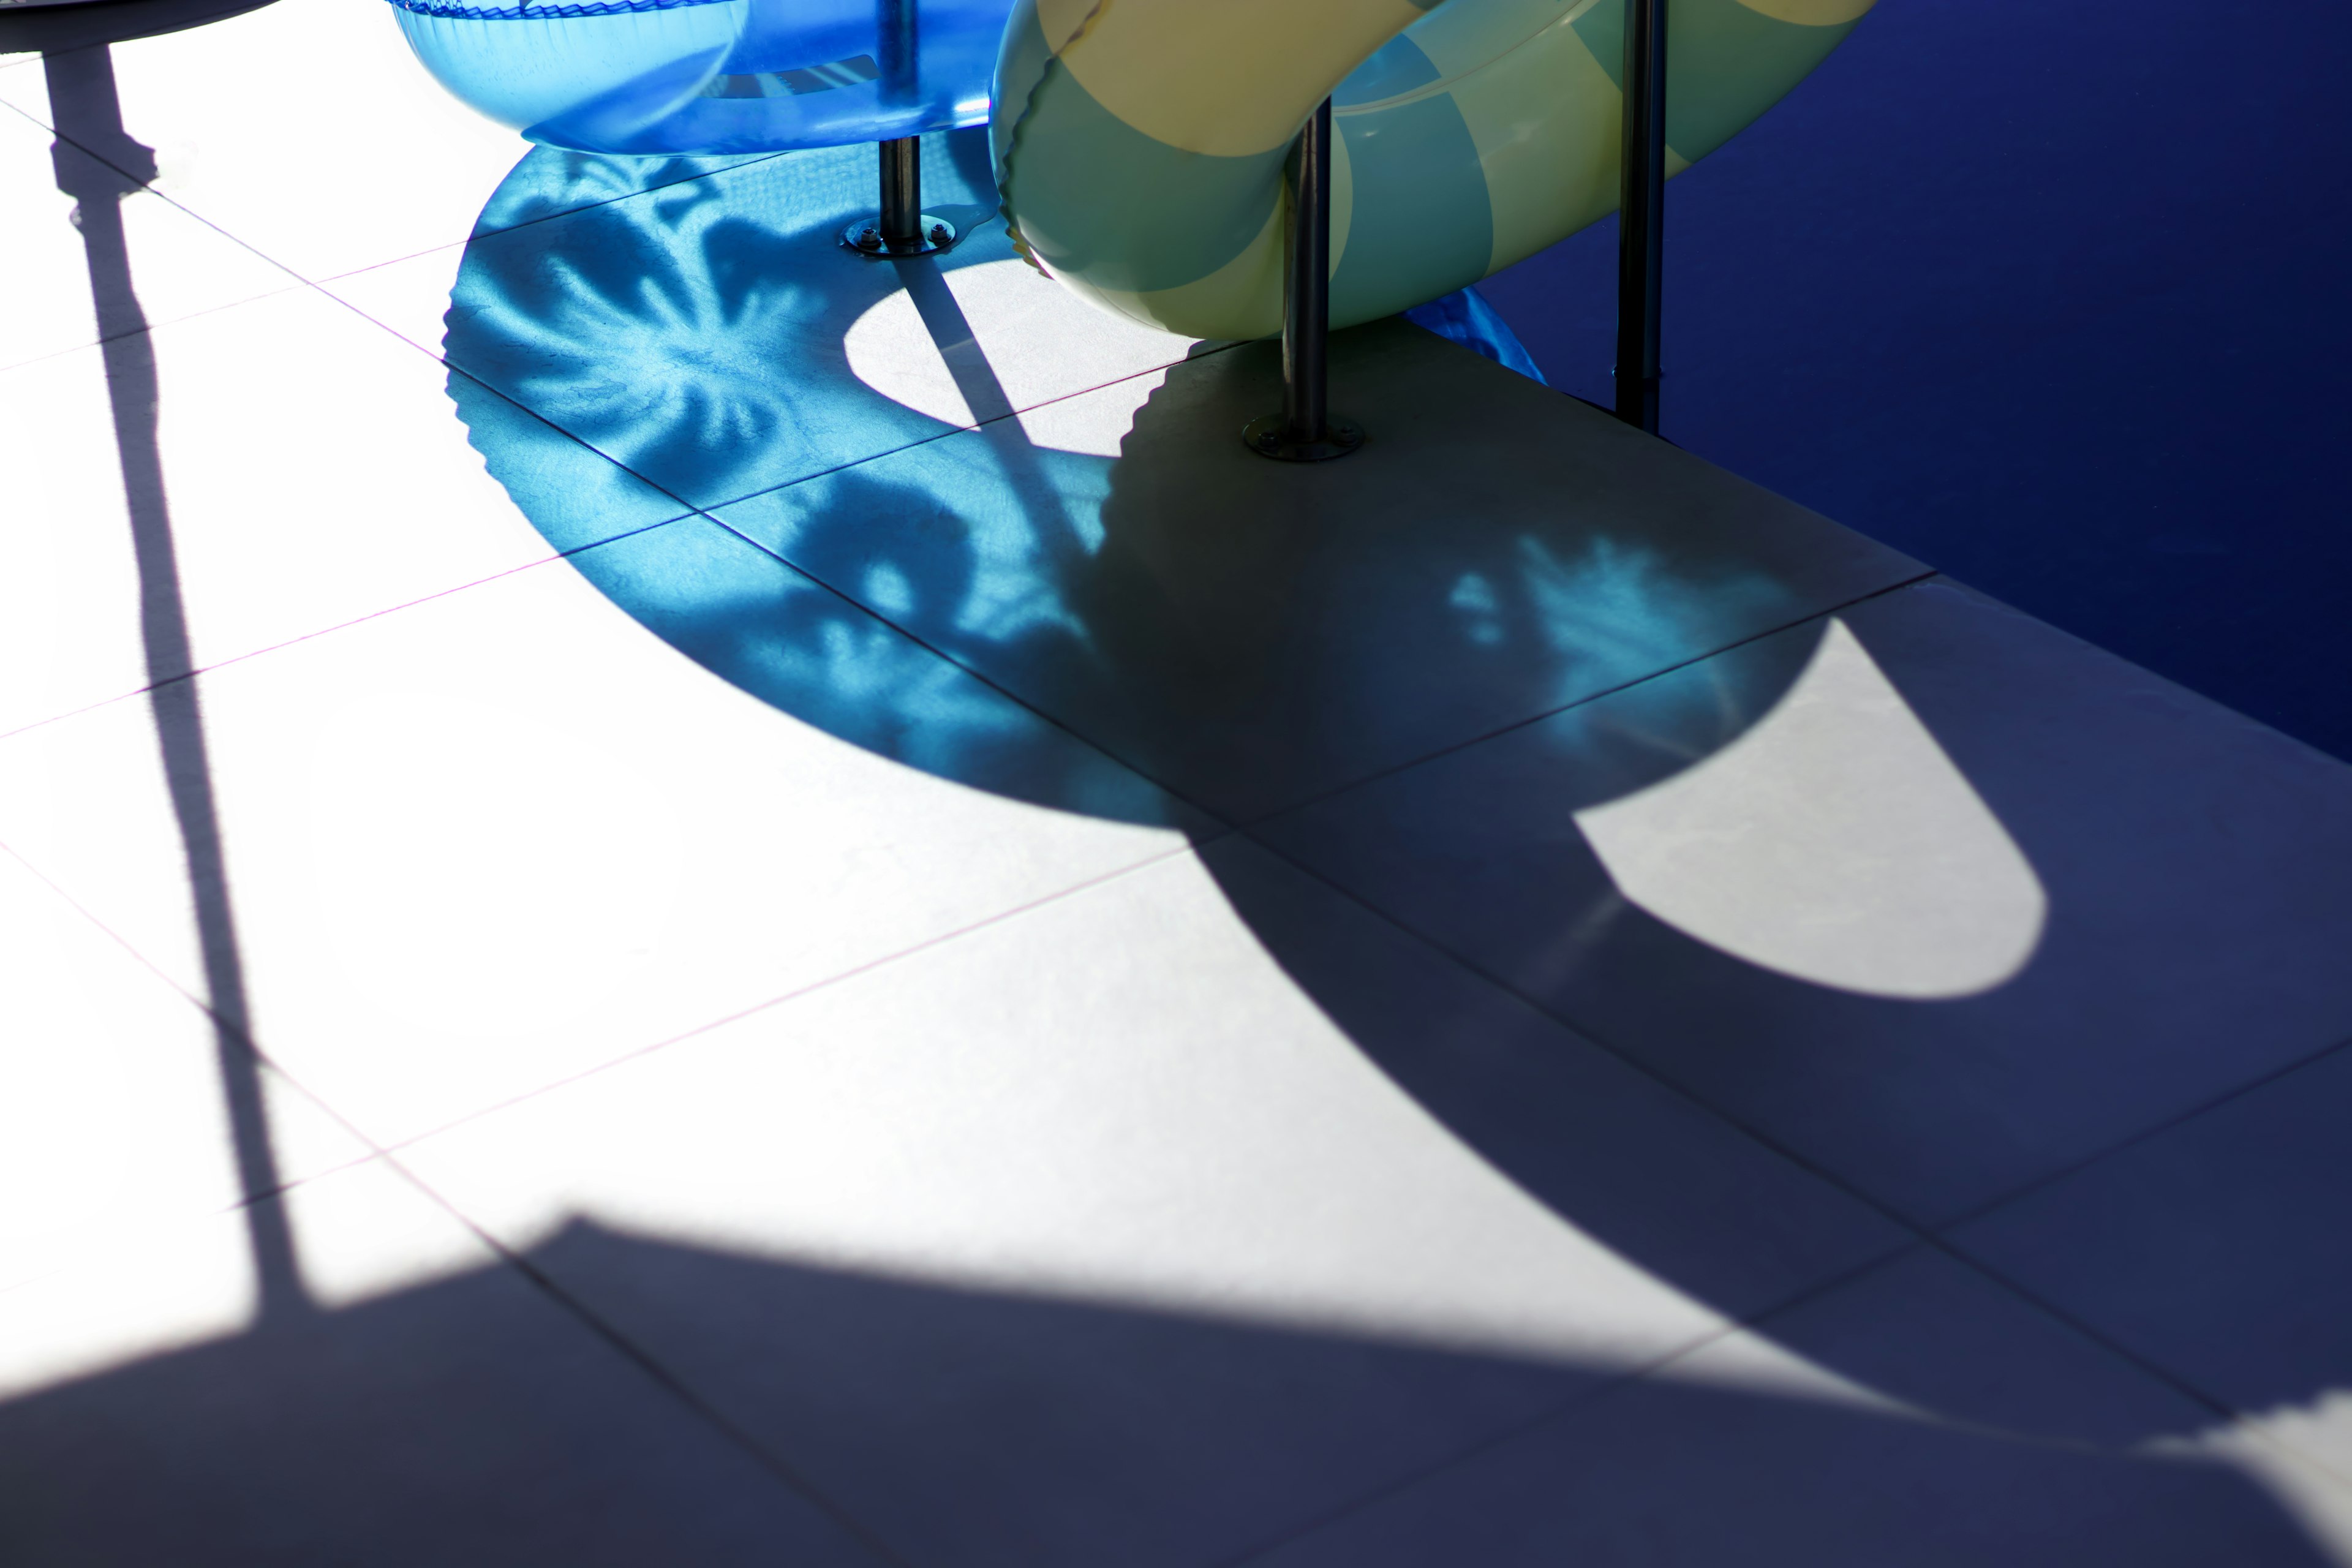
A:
993;0;1875;339
389;0;1020;154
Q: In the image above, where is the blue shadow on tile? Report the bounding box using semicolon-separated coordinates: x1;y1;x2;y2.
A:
443;128;1011;514
443;136;1918;822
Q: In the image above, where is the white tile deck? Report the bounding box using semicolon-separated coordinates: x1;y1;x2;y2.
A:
0;844;369;1295
5;3;2352;1562
0;521;1202;1147
0;284;687;737
0;0;529;279
0;99;295;374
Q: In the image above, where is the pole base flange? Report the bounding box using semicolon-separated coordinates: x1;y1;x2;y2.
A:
841;214;959;258
1243;414;1363;462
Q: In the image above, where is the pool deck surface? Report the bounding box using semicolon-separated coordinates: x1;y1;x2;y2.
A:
7;6;2352;1564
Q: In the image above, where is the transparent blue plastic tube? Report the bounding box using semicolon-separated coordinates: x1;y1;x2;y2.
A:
391;0;1014;154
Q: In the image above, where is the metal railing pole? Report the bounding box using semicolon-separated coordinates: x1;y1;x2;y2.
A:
878;136;922;249
845;0;956;256
1616;0;1666;432
1246;99;1362;461
1285;98;1333;443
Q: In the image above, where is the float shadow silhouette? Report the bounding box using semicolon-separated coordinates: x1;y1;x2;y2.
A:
12;121;2352;1562
443;139;2352;1556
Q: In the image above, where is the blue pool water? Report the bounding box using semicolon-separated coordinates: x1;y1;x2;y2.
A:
1479;0;2352;760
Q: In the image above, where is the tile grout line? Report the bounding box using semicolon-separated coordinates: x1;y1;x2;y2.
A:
366;828;1228;1159
0;840;387;1288
695;505;1243;821
0;748;1224;1180
247;127;1250;525
1227;566;1940;835
1;789;1235;1563
24;61;2298;1544
17;80;790;297
0;509;697;747
369;1144;923;1568
1216;1210;2289;1568
18;96;2282;1522
1220;1208;2309;1568
1930;1026;2352;1237
1210;1236;1937;1567
726;470;1936;840
9;349;2306;1551
1204;834;2344;1559
9;92;330;297
0;825;1066;1562
303;149;796;282
301;224;1250;551
349;289;1245;530
1918;1033;2352;1469
1227;812;2296;1494
0;277;303;382
18;86;792;394
12;136;1921;854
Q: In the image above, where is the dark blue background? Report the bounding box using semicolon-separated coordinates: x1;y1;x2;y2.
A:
1479;0;2352;760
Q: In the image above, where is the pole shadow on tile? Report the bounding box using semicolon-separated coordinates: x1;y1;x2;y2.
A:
41;44;310;1323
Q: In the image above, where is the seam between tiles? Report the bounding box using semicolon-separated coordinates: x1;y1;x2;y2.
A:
0;830;916;1559
0;508;696;747
1212;1240;1940;1567
366;828;1224;1158
18;83;790;289
1930;1027;2352;1236
1231;817;2266;1456
371;1151;920;1567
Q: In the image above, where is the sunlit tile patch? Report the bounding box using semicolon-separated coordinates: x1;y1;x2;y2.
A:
0;0;527;279
0;850;371;1297
1575;617;2045;999
0;519;1200;1150
0;286;685;738
0;105;296;375
394;838;1902;1567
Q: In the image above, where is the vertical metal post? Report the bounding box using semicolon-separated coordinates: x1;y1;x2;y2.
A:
1284;98;1333;443
1246;99;1362;461
878;0;915;104
878;137;922;248
844;0;956;256
1616;0;1666;432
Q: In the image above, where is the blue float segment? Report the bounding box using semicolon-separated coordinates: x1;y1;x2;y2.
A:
390;0;1017;154
1402;288;1547;385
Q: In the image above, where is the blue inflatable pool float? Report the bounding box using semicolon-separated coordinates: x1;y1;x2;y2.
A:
390;0;1012;154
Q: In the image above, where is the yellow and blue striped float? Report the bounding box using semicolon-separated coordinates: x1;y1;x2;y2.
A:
992;0;1875;341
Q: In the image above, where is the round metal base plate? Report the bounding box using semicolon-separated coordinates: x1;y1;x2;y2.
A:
1243;414;1364;462
840;214;959;258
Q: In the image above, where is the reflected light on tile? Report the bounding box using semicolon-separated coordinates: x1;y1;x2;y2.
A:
1574;617;2046;999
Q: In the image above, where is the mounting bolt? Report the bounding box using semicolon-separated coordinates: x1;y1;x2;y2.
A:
857;227;883;251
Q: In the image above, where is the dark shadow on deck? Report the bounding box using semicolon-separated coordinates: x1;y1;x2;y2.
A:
0;1221;2326;1567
